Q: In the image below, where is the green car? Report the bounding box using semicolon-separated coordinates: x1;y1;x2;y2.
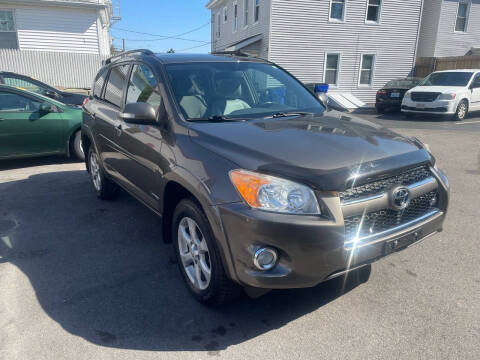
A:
0;84;84;160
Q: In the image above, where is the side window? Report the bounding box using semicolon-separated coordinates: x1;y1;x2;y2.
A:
93;67;108;99
0;92;41;112
455;2;469;32
126;64;162;110
103;64;130;107
366;0;382;24
324;53;341;86
3;76;42;93
329;0;345;22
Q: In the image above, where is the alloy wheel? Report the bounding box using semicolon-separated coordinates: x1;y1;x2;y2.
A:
89;152;102;191
177;217;212;291
457;102;467;120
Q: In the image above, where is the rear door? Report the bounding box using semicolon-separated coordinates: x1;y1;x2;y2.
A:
91;63;131;180
0;89;65;158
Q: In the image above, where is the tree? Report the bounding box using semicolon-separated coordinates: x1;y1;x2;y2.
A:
166;48;175;53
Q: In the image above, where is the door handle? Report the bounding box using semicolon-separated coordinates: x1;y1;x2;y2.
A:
115;123;123;136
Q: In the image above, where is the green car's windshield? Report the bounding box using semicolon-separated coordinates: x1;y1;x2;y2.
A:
420;72;473;87
164;61;325;121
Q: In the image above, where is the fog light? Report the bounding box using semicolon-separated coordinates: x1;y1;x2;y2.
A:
253;247;278;271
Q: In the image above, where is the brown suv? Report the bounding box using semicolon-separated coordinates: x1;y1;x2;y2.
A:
81;50;449;306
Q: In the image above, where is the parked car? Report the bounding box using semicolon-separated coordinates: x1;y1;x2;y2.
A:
375;78;422;113
0;71;87;107
402;70;480;120
82;50;449;306
0;85;84;160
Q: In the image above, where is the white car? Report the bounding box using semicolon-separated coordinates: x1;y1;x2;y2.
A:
402;69;480;120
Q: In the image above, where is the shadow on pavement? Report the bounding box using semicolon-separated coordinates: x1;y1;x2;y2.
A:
0;170;369;353
0;156;82;171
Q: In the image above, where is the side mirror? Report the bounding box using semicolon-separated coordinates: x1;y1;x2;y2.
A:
39;103;52;113
120;102;157;124
317;92;329;110
44;90;59;99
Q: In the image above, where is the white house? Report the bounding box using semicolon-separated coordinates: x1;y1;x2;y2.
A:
0;0;115;88
417;0;480;57
206;0;424;103
0;0;112;55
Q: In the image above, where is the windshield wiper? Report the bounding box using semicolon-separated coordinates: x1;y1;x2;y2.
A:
267;111;314;119
189;115;242;123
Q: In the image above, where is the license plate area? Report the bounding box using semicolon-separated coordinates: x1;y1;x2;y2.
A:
384;230;423;254
391;92;400;98
416;103;426;109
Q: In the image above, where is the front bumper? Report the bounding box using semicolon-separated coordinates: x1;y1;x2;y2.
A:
217;168;449;289
401;98;457;114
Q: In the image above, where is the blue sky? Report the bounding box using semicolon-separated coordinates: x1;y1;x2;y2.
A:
110;1;211;54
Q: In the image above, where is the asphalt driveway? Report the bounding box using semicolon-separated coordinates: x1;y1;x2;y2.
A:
0;121;479;359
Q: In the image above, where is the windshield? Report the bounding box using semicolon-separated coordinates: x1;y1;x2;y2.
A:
165;62;325;121
384;79;420;88
420;72;473;87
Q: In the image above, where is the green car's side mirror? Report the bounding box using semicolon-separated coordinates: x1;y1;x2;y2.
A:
39;103;52;113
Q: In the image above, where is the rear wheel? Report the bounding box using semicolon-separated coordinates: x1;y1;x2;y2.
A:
88;147;118;200
173;199;240;306
71;131;85;161
453;100;468;121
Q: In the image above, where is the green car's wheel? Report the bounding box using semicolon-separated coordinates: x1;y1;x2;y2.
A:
71;130;85;161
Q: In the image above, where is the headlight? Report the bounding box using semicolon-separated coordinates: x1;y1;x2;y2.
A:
438;93;456;100
229;170;320;215
404;91;411;99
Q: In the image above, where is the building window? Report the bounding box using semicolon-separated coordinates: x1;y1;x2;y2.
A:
359;54;375;86
217;13;221;37
366;0;381;23
233;2;238;32
254;0;260;23
455;2;469;32
329;0;345;22
244;0;249;27
324;53;341;86
223;7;228;23
0;10;19;49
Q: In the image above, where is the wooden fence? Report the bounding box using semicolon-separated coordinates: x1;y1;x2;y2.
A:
415;56;480;78
0;49;109;89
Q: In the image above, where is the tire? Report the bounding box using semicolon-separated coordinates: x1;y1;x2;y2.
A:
453;100;468;121
87;147;118;200
71;130;85;161
172;198;240;306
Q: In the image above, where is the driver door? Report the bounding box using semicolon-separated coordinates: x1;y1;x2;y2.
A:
470;73;480;111
0;89;65;158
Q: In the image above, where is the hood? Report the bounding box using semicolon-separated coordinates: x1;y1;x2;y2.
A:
188;111;432;191
409;86;465;93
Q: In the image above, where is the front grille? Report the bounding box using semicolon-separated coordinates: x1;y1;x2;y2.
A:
411;92;441;102
340;165;431;203
344;191;438;239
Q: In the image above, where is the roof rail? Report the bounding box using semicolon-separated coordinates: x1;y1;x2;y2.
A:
211;50;250;57
104;49;154;65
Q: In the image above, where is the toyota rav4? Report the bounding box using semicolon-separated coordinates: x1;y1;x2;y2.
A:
82;50;449;306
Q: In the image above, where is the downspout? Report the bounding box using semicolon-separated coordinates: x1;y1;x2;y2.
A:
267;0;274;61
412;0;425;76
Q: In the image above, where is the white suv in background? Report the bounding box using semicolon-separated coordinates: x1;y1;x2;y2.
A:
402;70;480;120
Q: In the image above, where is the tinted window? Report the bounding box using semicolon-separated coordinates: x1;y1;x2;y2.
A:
165;62;324;121
104;64;130;107
3;76;42;93
126;64;162;110
93;67;108;99
420;72;473;87
384;79;420;88
0;92;41;112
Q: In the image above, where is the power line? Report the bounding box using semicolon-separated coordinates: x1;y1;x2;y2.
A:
111;21;211;42
111;32;210;44
177;43;212;52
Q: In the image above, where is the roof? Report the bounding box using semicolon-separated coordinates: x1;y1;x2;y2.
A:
206;0;226;9
0;0;110;9
153;53;266;64
433;69;480;73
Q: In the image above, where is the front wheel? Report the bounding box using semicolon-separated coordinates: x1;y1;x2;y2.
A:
173;199;240;306
87;147;118;200
453;100;468;121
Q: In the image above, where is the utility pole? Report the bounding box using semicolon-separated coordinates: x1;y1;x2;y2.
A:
122;38;125;52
